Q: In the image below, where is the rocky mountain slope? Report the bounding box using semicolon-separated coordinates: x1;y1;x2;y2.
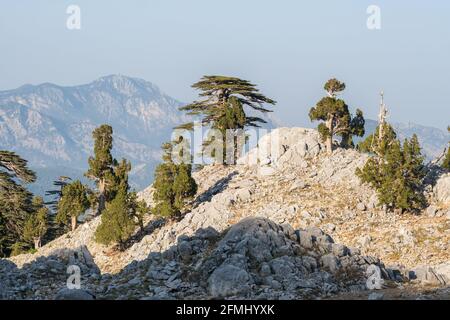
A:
1;127;449;300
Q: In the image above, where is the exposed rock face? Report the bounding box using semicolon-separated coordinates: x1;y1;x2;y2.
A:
433;173;450;207
238;127;323;176
55;289;95;300
1;127;449;300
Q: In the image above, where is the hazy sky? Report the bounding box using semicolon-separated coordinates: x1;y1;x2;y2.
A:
1;0;449;129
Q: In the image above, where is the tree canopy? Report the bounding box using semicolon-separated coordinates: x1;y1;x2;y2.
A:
357;132;426;212
177;76;276;163
85;124;117;215
152;141;197;218
0;151;37;256
309;79;365;153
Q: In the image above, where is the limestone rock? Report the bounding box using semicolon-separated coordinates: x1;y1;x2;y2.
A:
208;264;252;298
433;173;450;206
55;288;95;300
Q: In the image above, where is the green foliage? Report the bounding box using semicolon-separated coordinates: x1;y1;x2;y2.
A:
442;126;450;170
0;151;36;257
358;123;397;156
356;133;426;212
45;176;72;211
56;180;90;231
153;162;177;217
177;75;276;163
10;242;30;257
309;79;365;153
152;143;197;218
94;157;139;248
324;78;346;97
173;163;198;210
94;189;136;248
85;124;117;214
129;191;150;232
23;200;49;249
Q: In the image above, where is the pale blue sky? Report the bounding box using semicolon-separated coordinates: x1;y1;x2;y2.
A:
0;0;449;129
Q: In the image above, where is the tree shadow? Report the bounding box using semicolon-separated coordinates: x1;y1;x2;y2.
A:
121;217;167;251
194;170;238;205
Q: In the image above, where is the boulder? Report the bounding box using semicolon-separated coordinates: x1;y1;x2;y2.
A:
54;288;95;300
258;166;277;177
236;188;252;202
208;264;252;298
321;254;340;273
433;174;450;206
411;266;446;286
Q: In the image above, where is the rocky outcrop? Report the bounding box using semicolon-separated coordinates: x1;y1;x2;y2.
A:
433;173;450;208
1;127;449;300
238;127;323;176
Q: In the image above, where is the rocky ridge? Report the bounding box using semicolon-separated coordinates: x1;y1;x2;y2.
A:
1;127;449;300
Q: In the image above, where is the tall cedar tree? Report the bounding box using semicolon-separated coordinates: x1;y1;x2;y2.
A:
442;126;450;170
177;76;276;163
85;125;117;215
0;151;36;256
56;180;90;232
94;159;136;248
357;133;426;212
309;79;365;153
23;197;48;249
153;142;197;218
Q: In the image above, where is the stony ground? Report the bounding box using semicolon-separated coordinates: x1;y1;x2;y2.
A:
1;127;449;300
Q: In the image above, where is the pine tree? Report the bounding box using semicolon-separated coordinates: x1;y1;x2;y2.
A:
85;125;117;215
56;180;90;232
173;163;198;211
129;191;150;232
0;151;36;257
153;162;177;217
152;142;197;218
177;76;276;163
23;197;48;250
94;159;136;248
356;133;426;213
94;189;136;249
442;126;450;170
309;79;365;154
0;151;36;189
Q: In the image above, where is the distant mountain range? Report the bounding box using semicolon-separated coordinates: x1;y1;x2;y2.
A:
0;75;279;197
0;75;447;197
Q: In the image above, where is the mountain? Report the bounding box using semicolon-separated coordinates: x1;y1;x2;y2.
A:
0;75;281;197
0;75;192;196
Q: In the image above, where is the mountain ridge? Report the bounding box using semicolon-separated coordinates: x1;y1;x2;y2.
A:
2;127;449;300
0;75;448;197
